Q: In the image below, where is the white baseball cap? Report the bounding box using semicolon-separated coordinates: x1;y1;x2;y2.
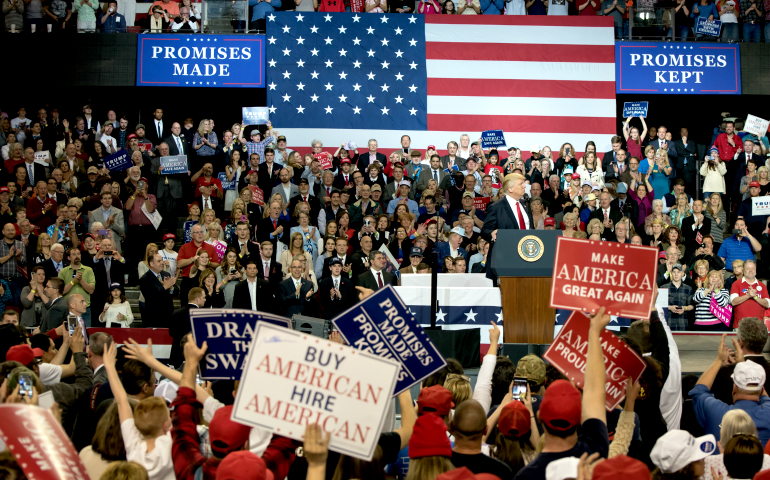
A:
651;430;717;473
732;361;766;390
154;380;179;405
545;457;580;480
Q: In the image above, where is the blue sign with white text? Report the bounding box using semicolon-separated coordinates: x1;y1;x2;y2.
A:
332;286;446;396
243;107;269;126
160;155;188;174
615;42;741;95
481;130;507;149
623;101;648;118
103;149;131;172
136;34;266;88
218;172;236;191
695;18;722;37
190;309;292;380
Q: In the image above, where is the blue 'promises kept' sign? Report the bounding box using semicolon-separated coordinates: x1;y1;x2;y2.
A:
136;34;265;88
332;286;446;396
623;101;649;118
190;309;292;380
104;149;131;172
481;130;506;149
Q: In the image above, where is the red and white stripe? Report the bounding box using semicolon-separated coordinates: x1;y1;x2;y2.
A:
89;328;173;359
281;16;617;157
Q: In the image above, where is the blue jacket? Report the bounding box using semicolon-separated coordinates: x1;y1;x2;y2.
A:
690;384;770;447
249;0;282;21
690;2;719;19
99;11;127;32
434;242;468;273
480;0;504;14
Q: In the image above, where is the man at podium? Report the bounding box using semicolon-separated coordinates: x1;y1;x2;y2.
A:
481;173;534;283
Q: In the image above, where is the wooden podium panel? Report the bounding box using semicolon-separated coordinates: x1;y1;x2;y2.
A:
500;277;555;344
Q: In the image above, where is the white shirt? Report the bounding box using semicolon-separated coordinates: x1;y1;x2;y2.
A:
121;419;176;480
370;268;384;285
282;183;292;202
38;363;63;386
331;274;342;292
200;195;213;211
504;195;530;229
154;120;164;138
602;207;611;218
171;134;184;153
247;278;257;310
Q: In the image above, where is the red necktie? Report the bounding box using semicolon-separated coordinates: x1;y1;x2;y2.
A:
303;196;307;202
377;272;384;288
272;219;277;230
516;202;527;230
604;210;608;220
327;187;331;196
345;175;349;186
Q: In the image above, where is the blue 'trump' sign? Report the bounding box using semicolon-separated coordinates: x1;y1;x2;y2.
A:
104;149;131;172
695;18;722;37
332;285;446;396
615;42;740;95
136;34;265;88
190;309;292;380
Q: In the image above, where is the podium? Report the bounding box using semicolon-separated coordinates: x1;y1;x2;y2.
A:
491;230;561;344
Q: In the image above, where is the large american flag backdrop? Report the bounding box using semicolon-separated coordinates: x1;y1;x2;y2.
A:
266;13;617;155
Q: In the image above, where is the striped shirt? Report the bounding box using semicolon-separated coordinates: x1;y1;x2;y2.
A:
717;235;756;270
693;288;730;326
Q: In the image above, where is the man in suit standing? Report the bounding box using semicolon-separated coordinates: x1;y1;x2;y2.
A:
481;173;534;283
257;148;281;194
169;287;205;367
40;277;67;332
151;140;185;233
610;182;639;226
290;179;322;224
588;192;624;241
434;233;468;273
256;201;289;259
279;259;317;317
91;238;126;318
332;159;355;191
271;168;299;204
675;127;698;196
356;251;397;290
255;241;283;285
163;122;188;157
648;126;678;176
416;155;451;193
232;259;274;312
22;148;49;188
228;221;257;264
145;108;167;147
138;252;176;328
681;199;712;259
319;257;354;319
88;192;125;254
196;183;223;221
360;139;387;172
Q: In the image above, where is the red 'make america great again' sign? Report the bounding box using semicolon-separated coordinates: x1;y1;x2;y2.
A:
550;237;659;319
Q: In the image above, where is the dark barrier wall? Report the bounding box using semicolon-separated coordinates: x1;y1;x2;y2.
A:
740;44;770;96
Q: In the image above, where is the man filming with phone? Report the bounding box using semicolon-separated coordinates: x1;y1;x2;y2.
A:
125;177;158;283
59;248;96;327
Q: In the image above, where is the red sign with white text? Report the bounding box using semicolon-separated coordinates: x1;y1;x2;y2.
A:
313;152;333;170
0;405;92;480
473;196;491;212
543;311;647;411
550;237;658;319
249;185;265;206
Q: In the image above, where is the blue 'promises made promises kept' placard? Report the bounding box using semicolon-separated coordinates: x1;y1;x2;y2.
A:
190;309;292;380
104;149;132;172
332;285;446;396
623;102;649;118
481;130;507;149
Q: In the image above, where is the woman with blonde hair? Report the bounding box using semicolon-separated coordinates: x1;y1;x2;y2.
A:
203;222;226;263
199;208;216;237
669;193;693;229
290;211;320;264
34;232;52;264
79;400;137;480
646;147;672;200
702;410;770;480
587;218;605;239
561;212;579;238
692;259;710;288
280;232;311;279
192;119;217;160
704;193;727;249
692;269;731;331
444;373;472;406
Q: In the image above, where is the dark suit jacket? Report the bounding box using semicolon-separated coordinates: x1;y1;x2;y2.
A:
91;257;126;316
254;256;283;285
256;217;290;257
480;196;534;281
332;172;355;191
675;139;698;182
321;254;354;280
416;168;451;192
138;270;174;328
42;258;64;281
145;120;168;147
318;275;355;319
169;303;198;367
257;162;281;194
40;296;69;333
20;162;48;186
279;277;317;317
162;135;189;156
681;215;712;259
611;197;640;227
232;278;274;312
289;194;322;226
711;355;770;405
356;269;397;291
588;206;624;241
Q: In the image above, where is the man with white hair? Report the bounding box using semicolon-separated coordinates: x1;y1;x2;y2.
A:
730;259;769;328
690;336;770;446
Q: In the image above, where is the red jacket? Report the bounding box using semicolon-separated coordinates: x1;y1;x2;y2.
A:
26;196;58;230
712;132;742;161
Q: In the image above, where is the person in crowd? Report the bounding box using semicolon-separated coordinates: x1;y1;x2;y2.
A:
662;226;686;258
58;247;95;327
718;218;761;270
98;282;133;328
170;5;197;31
138;252;176;328
710;317;770;405
198;267;225;308
91;238;125;319
279;258;316;316
661;263;694;331
650;430;716;480
318;257;355;319
729;259;768;329
215;247;243;308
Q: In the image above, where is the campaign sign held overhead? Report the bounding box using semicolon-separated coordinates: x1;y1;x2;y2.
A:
103;149;132;172
136;34;265;88
332;285;446;396
190;309;292;380
623;101;649;118
232;322;399;461
615;42;741;95
243;106;270;125
745;115;770;138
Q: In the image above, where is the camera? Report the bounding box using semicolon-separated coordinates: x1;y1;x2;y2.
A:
364;219;371;227
18;373;34;398
103;251;114;256
229;267;236;274
138;181;146;190
733;229;743;236
67;314;77;335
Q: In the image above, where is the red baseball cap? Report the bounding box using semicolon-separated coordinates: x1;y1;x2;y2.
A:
215;451;274;480
408;414;452;459
248;169;258;175
340;158;351;164
437;467;502;480
139;177;148;183
593;455;649;480
539;380;582;431
0;187;9;194
209;405;251;455
544;217;555;227
659;251;667;259
571;173;581;180
417;385;454;416
497;400;531;437
163;233;176;242
6;344;45;366
188;201;200;211
427;145;436;150
127;133;138;141
749;181;761;188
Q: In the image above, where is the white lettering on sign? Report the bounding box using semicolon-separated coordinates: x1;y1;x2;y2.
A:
151;46;252;60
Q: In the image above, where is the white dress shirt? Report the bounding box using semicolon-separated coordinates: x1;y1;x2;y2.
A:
504;195;530;229
247;278;257;310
